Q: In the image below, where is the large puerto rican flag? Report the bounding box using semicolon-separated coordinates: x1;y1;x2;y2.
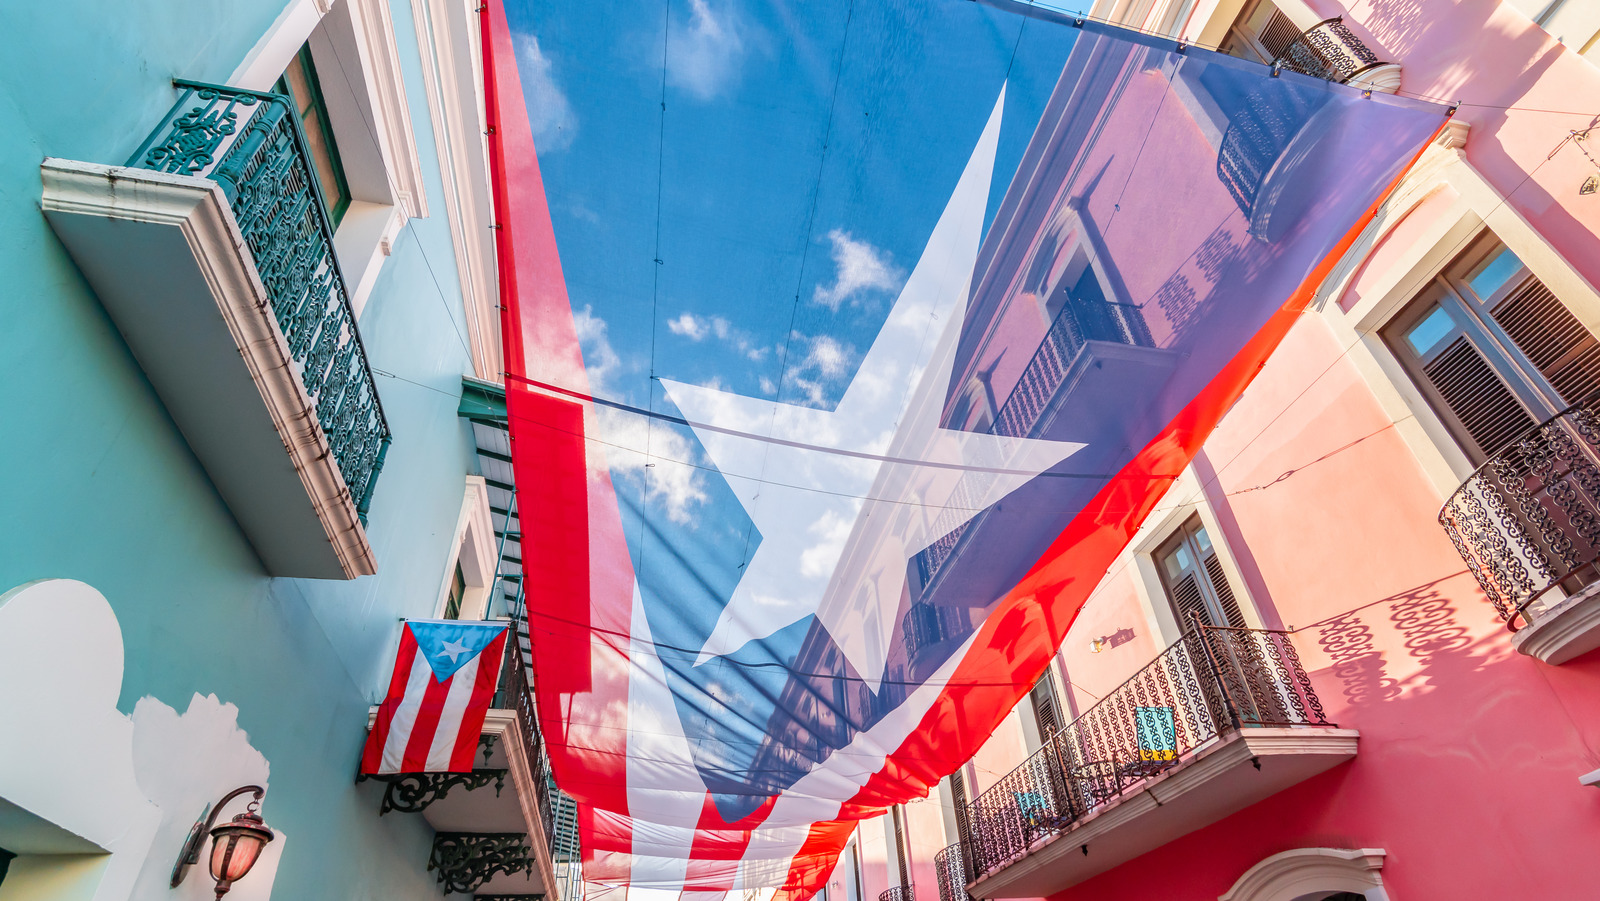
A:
480;0;1450;896
361;620;509;774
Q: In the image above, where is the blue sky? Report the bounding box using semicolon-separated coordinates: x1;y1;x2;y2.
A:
506;0;1083;811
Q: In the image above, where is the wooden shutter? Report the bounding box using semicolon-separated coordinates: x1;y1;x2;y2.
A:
1257;7;1302;59
948;772;971;847
1029;674;1062;740
892;806;911;891
1168;569;1212;630
1490;276;1600;405
1199;551;1248;628
1422;337;1538;459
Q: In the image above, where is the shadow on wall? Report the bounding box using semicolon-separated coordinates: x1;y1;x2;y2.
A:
0;579;285;901
1309;575;1490;709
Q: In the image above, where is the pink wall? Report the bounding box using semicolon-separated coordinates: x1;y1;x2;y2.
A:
895;4;1600;898
1032;314;1600;897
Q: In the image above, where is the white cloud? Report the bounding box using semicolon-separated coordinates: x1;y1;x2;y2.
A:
573;305;623;396
782;332;858;408
667;312;729;341
759;376;776;395
596;408;707;525
799;509;852;579
667;0;748;101
812;229;904;310
519;34;578;152
667;311;770;363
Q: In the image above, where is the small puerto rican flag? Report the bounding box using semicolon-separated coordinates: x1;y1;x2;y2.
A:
361;619;510;774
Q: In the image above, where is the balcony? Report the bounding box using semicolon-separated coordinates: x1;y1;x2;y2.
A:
880;885;916;901
935;843;974;901
960;627;1356;897
1439;395;1600;664
362;601;578;897
41;81;390;579
1272;18;1400;93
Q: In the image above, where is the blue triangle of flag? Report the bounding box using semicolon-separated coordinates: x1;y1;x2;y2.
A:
407;620;507;682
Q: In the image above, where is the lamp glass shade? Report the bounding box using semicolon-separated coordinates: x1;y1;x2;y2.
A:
208;815;274;884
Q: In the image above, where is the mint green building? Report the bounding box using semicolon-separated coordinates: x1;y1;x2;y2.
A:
0;1;574;898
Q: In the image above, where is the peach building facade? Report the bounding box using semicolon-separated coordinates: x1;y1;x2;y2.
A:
831;1;1600;899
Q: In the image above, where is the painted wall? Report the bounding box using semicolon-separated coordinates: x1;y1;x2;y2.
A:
0;0;487;898
892;2;1600;899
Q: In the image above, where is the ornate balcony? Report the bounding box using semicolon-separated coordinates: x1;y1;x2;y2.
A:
935;843;974;901
960;626;1356;897
1439;395;1600;664
879;885;916;901
41;81;389;578
1273;18;1400;93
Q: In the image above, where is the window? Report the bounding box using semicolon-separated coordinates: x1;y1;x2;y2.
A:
1156;516;1247;630
443;561;467;620
1220;0;1303;64
277;43;352;227
890;805;911;891
946;771;971;847
1028;671;1063;741
1383;235;1600;463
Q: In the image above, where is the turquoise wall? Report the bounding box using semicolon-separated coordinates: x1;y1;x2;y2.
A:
0;0;484;897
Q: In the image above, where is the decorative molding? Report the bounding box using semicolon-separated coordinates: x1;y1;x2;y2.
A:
429;833;534;895
41;160;376;578
411;0;502;380
1312;124;1471;311
1219;847;1387;901
501;702;562;901
348;0;429;219
1513;580;1600;665
1346;62;1403;95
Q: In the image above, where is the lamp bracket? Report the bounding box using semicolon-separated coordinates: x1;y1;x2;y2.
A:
170;785;266;888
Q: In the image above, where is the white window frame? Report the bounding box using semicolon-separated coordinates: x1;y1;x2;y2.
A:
1314;122;1600;498
1111;466;1269;649
410;0;501;381
228;0;430;318
1219;847;1389;901
436;476;499;620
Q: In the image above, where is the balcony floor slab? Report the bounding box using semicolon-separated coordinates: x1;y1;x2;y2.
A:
967;727;1359;898
1513;581;1600;665
41;160;375;579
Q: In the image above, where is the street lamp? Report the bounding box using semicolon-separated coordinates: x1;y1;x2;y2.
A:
171;785;276;898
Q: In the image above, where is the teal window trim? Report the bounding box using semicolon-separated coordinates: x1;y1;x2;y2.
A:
277;44;352;228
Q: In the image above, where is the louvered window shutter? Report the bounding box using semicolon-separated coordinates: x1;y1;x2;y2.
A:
1422;337;1538;459
1199;550;1248;628
1029;674;1062;740
948;772;971;847
1257;8;1302;59
892;806;911;891
1168;570;1212;631
1490;276;1600;405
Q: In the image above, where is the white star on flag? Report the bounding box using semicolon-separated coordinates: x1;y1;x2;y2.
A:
437;637;472;663
660;90;1086;689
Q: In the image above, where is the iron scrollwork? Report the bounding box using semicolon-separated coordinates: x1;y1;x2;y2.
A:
127;80;392;519
960;625;1332;882
1439;393;1600;630
429;833;534;895
358;769;509;815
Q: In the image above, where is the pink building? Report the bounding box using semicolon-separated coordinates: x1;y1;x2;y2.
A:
831;2;1600;900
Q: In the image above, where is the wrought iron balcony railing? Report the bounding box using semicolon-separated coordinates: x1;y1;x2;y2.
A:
934;843;974;901
1272;17;1390;85
127;81;390;518
1439;395;1600;632
879;885;916;901
992;297;1153;441
494;602;557;843
961;624;1330;881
